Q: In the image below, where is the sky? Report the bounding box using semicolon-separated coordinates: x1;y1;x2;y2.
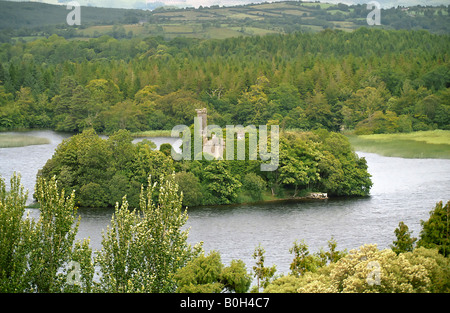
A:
8;0;450;10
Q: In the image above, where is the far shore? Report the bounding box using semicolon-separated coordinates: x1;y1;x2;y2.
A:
346;130;450;159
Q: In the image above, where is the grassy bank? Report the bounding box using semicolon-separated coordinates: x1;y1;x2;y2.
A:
0;134;50;148
347;130;450;159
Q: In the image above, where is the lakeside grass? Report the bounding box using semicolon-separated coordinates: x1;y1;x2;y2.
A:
0;134;50;148
347;130;450;159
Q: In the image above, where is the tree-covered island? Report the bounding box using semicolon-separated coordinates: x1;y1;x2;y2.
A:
37;126;372;208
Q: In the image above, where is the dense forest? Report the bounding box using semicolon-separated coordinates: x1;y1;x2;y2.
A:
0;28;449;135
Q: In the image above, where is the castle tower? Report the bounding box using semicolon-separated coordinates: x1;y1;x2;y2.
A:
195;108;207;135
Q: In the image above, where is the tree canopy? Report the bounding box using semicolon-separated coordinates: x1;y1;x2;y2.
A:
0;29;448;134
37;127;372;208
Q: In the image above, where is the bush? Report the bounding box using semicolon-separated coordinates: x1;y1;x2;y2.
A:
79;182;108;208
174;171;203;207
174;251;251;293
354;111;401;135
241;172;266;201
265;244;450;293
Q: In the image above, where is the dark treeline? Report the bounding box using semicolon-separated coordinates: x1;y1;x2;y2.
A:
0;28;449;134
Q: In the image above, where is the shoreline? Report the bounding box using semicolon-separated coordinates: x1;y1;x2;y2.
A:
25;192;333;210
187;192;331;209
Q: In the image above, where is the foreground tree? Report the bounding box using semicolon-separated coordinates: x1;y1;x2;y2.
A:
27;176;80;292
265;244;450;293
96;174;200;292
0;173;30;292
289;240;320;277
0;174;86;292
417;201;450;257
174;250;252;293
252;244;277;293
391;221;417;255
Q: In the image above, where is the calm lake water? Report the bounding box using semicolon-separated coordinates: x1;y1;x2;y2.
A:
1;130;449;274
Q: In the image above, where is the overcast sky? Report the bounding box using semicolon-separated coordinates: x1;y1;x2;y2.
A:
10;0;450;9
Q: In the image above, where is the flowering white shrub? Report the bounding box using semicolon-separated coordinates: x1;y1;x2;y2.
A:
266;244;450;293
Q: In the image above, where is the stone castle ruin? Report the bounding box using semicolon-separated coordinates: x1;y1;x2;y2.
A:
195;108;224;160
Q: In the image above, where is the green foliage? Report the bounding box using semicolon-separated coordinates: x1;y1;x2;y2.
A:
66;238;94;293
0;28;448;135
289;240;322;276
96;174;198;293
95;197;138;293
38;126;372;209
241;172;266;202
38;128;174;208
355;111;404;135
276;130;372;197
251;244;277;293
0;173;30;292
174;171;203;207
288;237;346;278
202;161;242;205
0;173;86;292
417;201;450;257
174;251;224;293
1;174;449;293
391;221;417;255
265;244;450;293
174;250;251;293
29;175;80;292
177;128;371;206
221;259;252;293
317;237;347;264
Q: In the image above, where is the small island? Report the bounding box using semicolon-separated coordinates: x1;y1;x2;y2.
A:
37;122;371;209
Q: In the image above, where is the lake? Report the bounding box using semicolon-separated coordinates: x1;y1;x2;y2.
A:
0;130;449;275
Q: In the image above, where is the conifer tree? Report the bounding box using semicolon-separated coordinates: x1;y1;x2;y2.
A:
390;221;417;255
418;201;450;257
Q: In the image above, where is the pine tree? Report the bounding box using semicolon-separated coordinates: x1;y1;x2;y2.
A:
390;221;417;255
417;201;450;257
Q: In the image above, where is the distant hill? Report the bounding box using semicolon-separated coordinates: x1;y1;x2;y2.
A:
0;1;148;29
3;0;450;10
0;0;448;42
